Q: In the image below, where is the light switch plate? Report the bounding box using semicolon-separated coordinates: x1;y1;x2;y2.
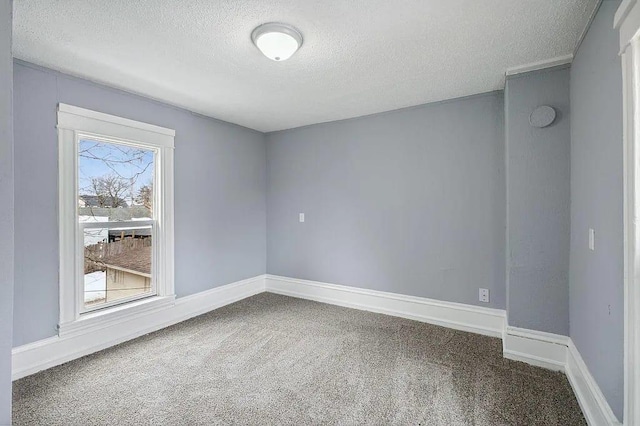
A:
589;228;595;251
299;213;305;223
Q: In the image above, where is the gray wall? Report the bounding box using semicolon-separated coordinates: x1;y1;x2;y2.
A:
505;67;571;335
569;0;624;420
0;2;13;424
13;61;267;347
266;92;506;309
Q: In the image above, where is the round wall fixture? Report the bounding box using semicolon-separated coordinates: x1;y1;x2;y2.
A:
529;105;557;128
251;23;303;61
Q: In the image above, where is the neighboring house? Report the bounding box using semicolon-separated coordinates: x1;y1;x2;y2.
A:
101;245;151;302
79;194;129;208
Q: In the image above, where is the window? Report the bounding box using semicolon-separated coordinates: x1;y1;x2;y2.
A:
57;104;175;335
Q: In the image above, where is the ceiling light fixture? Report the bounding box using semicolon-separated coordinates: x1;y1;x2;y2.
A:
251;23;303;62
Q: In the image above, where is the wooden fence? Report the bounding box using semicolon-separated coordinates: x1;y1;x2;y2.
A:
84;237;152;274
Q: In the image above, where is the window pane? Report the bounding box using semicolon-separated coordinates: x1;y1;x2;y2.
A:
83;226;153;308
78;139;154;222
78;139;156;310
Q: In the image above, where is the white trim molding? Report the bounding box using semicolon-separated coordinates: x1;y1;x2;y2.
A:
9;273;622;425
57;103;175;142
617;1;640;423
615;0;637;30
567;340;623;426
505;54;573;77
57;103;175;332
618;0;640;53
12;275;265;380
502;326;621;425
263;275;621;425
502;326;568;371
264;274;506;337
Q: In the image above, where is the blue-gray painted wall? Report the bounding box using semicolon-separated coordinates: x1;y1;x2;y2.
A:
505;67;571;336
266;92;506;309
12;61;267;347
570;0;624;420
0;2;13;424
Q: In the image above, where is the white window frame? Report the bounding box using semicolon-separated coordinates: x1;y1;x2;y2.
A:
57;103;175;337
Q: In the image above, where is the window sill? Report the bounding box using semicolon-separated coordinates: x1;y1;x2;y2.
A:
58;295;176;338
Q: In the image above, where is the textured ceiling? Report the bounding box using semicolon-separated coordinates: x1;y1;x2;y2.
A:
13;0;599;132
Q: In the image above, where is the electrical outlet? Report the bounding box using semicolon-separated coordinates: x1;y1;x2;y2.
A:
299;213;305;223
479;288;490;303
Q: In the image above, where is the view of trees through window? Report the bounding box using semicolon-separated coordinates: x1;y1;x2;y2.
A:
78;139;155;309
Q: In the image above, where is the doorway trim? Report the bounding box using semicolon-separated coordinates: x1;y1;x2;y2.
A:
616;1;640;423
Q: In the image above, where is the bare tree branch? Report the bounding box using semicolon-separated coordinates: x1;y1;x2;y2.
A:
90;175;129;207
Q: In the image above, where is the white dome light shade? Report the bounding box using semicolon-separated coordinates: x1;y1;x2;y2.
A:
256;32;298;61
251;23;303;61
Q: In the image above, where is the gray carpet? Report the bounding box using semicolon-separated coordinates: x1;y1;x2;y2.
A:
13;293;586;425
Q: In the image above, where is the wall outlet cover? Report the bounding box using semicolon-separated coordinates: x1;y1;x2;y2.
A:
479;288;490;303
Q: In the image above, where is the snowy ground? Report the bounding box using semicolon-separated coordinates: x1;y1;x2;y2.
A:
84;271;106;304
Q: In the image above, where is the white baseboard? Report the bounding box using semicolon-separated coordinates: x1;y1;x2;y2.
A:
264;274;506;337
12;274;266;380
503;326;568;371
502;326;621;425
566;340;622;426
11;272;622;426
266;275;621;425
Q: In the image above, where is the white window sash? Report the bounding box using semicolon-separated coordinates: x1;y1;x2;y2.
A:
78;220;157;314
